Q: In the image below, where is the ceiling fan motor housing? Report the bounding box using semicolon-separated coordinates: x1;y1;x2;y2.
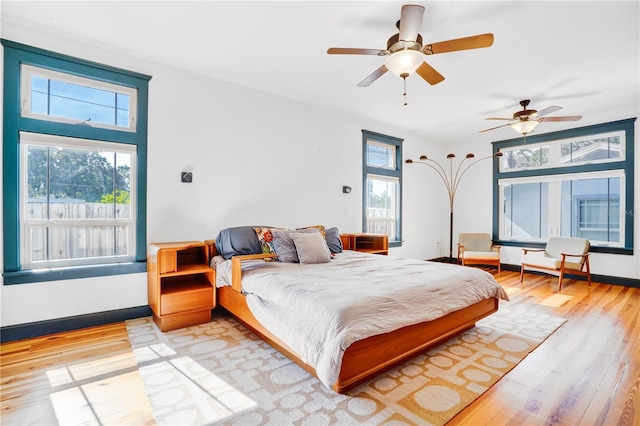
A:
513;109;538;120
386;33;423;53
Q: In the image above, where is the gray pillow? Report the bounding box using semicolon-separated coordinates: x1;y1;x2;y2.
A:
292;232;331;264
325;227;343;253
271;228;319;263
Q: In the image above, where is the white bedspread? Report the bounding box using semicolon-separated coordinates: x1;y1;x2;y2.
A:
214;250;508;388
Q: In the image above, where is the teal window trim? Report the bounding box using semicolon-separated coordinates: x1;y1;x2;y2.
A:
362;130;403;248
492;118;636;255
2;39;151;284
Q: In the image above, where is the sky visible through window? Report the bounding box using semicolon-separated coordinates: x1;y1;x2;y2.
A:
31;76;129;127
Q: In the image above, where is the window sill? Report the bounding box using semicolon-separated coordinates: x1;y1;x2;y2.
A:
3;262;147;285
494;240;633;255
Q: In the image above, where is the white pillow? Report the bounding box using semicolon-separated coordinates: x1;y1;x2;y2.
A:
291;232;331;264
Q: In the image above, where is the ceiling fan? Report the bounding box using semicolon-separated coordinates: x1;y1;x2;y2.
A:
327;4;494;103
480;99;582;136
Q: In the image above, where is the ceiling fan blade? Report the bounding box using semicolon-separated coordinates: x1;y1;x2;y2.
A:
486;117;515;121
399;4;425;42
539;115;582;122
327;47;387;56
480;122;514;133
423;33;494;55
357;65;388;87
536;105;562;117
416;61;445;85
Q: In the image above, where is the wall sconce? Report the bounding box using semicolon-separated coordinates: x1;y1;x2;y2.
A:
342;186;352;194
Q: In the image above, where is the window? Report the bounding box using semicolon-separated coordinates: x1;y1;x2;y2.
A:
21;133;137;269
362;130;403;247
2;39;151;283
21;65;137;131
493;119;635;254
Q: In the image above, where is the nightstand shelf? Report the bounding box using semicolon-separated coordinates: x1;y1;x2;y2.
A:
147;241;215;331
340;233;389;255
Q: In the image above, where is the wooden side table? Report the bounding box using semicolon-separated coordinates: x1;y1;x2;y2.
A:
147;241;215;331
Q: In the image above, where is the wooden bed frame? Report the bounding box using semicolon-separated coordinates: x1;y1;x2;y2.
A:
204;239;499;394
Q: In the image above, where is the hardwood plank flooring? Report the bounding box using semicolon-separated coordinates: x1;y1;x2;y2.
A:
450;270;640;425
0;270;638;425
1;322;155;425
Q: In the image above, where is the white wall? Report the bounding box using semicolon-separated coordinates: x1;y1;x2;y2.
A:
0;24;439;327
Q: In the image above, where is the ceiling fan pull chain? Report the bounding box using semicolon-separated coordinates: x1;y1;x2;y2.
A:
403;74;408;106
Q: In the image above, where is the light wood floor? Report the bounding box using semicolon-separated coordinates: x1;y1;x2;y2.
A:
1;270;638;425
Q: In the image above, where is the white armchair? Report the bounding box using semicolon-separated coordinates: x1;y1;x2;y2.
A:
520;237;591;292
457;233;501;276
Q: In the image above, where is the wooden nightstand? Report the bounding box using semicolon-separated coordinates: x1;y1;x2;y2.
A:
340;233;389;255
147;241;215;331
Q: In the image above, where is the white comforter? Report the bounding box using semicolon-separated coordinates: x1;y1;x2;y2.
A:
213;250;508;388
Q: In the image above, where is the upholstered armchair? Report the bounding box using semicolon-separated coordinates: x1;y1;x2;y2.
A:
520;237;591;292
457;233;501;276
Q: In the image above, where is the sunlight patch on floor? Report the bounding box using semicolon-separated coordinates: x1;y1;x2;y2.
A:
538;293;573;307
134;345;257;424
503;286;523;297
49;370;151;426
46;352;137;386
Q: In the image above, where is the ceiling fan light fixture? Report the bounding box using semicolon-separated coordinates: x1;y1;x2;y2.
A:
384;49;423;77
512;120;539;135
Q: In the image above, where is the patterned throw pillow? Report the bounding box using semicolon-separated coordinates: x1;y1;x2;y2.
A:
253;227;278;261
297;224;326;239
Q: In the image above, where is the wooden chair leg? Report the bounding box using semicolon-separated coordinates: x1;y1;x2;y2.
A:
585;257;592;286
558;269;564;292
520;265;525;287
497;262;501;277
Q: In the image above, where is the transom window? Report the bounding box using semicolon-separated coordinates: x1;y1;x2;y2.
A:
21;65;137;131
499;130;624;172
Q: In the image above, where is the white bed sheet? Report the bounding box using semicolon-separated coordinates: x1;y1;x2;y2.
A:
213;250;508;388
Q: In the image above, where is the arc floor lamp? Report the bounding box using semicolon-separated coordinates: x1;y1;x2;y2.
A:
405;151;503;262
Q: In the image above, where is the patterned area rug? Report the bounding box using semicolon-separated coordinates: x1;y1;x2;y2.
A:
126;305;565;425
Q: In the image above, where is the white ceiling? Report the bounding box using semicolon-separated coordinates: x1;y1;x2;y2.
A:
2;1;638;143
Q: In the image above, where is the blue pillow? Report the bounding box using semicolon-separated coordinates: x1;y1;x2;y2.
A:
215;226;271;260
325;227;343;253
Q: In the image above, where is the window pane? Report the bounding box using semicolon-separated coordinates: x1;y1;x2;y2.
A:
25;66;132;129
503;182;548;239
27;225;130;264
48;147;114;203
113;152;132;219
26;145;49;219
23;135;135;267
560;136;622;163
367;142;395;168
500;145;550;171
561;177;621;243
30;76;49;115
47;80;125;127
366;175;398;239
